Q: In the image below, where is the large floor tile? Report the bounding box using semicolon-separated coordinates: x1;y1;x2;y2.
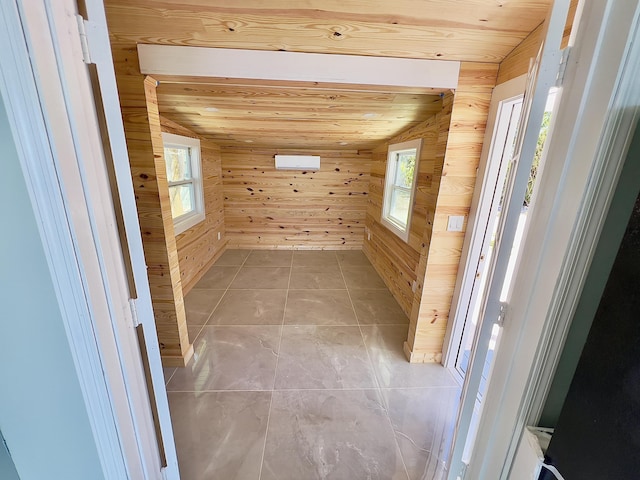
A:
350;289;409;325
184;289;225;325
382;388;460;480
261;389;409;480
244;250;292;267
230;267;290;289
215;249;251;266
169;391;270;480
292;250;339;267
341;265;387;289
167;326;281;391
361;326;458;388
275;326;377;389
336;250;372;267
195;266;240;290
289;265;346;289
209;289;287;325
284;290;357;326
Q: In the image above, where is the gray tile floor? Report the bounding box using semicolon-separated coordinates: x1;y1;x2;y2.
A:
164;250;460;480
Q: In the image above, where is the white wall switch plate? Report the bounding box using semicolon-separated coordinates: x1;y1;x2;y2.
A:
447;215;465;232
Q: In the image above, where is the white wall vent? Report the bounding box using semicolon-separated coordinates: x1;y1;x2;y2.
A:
274;155;320;170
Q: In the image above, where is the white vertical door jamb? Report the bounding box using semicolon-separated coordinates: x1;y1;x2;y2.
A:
443;74;527;372
0;1;133;478
5;0;180;478
447;0;571;477
74;0;180;477
467;0;640;478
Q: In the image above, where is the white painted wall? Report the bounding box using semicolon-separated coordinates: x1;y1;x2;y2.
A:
0;97;106;479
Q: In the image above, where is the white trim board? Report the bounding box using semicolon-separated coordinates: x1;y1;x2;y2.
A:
466;0;640;478
137;45;460;90
0;1;130;477
443;73;527;374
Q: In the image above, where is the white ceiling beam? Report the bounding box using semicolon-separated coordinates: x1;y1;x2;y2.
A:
137;45;460;90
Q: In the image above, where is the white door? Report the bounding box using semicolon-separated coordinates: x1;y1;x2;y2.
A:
1;0;180;478
451;94;523;385
447;0;573;477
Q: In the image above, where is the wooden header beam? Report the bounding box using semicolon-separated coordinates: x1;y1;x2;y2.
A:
137;45;460;90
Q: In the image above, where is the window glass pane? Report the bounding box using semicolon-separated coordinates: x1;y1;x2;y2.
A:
168;184;194;219
389;187;411;227
393;150;416;188
164;147;192;183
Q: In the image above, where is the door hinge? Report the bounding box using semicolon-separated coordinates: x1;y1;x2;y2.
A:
75;15;110;65
129;298;141;327
556;47;571;87
76;15;92;64
459;461;468;479
497;301;508;327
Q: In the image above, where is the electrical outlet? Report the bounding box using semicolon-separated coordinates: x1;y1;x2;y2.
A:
217;231;221;240
447;215;465;232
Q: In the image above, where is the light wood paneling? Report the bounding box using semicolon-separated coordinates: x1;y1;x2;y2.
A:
105;0;550;63
222;148;371;249
407;63;498;362
105;0;550;149
364;96;450;316
496;22;544;85
121;76;192;366
160;116;226;294
497;0;579;85
155;81;443;150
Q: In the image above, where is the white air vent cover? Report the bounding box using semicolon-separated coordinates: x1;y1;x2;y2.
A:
275;155;320;170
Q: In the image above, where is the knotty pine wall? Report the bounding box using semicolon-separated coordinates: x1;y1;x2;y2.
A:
497;0;578;85
364;96;448;316
408;63;498;362
365;63;498;363
221;148;371;249
160;117;226;294
120;76;192;367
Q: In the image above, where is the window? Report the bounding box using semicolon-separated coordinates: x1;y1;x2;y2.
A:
162;132;205;235
381;138;421;242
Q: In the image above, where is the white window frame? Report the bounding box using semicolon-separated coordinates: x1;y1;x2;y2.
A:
381;138;422;242
162;132;205;235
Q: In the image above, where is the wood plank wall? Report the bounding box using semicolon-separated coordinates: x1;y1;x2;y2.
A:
160;117;226;294
119;75;192;367
364;97;446;315
497;0;579;85
407;63;498;362
221;148;371;249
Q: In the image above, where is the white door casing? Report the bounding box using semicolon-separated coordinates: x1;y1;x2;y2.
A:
467;0;640;478
447;0;572;477
443;74;527;377
0;0;179;478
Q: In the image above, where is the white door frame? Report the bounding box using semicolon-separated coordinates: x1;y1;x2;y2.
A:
0;1;179;478
443;74;527;375
448;0;573;474
466;0;640;478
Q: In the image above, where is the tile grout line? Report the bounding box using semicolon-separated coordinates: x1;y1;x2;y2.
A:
337;254;412;480
166;385;462;394
165;368;178;386
166;250;253;389
257;250;293;480
190;249;253;345
167;384;462;392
